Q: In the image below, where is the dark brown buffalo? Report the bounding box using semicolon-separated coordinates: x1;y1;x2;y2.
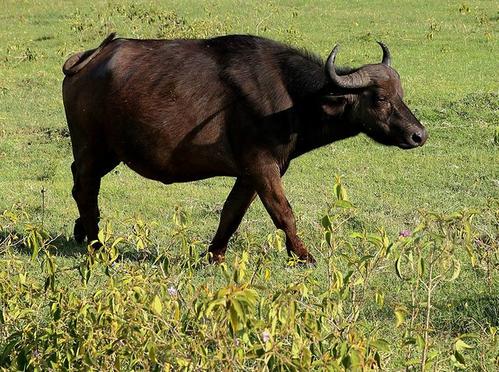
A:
62;33;427;264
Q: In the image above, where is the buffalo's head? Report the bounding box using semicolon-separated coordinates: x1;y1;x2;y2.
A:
322;43;427;149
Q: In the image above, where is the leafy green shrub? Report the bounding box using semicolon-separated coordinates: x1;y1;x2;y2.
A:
1;183;498;370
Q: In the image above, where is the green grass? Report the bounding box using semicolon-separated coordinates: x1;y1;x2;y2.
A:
0;0;498;370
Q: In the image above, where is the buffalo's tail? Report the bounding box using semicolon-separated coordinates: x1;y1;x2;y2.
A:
62;33;116;76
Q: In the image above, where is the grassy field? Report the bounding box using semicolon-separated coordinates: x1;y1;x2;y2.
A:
0;0;498;370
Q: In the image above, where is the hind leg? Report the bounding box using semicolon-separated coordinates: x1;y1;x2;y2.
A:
71;154;118;245
208;177;256;263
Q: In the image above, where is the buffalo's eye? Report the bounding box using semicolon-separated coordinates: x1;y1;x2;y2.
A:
374;96;391;109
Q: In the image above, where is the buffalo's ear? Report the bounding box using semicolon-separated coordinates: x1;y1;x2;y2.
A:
321;95;347;116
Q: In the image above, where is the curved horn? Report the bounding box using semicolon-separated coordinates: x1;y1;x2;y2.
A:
326;44;372;89
377;41;391;66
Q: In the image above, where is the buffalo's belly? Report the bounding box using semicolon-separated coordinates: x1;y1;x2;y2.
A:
121;147;240;184
109;119;239;184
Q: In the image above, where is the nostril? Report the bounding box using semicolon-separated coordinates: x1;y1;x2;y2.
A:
411;132;423;144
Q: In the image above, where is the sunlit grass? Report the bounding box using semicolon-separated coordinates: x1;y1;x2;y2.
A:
0;0;497;370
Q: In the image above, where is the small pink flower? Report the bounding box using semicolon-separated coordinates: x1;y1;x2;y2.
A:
168;286;178;296
262;330;271;343
399;230;411;238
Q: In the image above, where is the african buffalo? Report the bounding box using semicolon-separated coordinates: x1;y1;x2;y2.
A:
62;33;427;264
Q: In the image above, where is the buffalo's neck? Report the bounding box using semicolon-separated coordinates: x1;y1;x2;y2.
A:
274;52;360;158
291;102;360;158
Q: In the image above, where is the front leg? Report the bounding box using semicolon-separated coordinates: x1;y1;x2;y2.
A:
251;165;316;264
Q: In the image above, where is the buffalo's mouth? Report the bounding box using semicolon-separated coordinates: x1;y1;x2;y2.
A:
365;128;428;149
397;141;420;150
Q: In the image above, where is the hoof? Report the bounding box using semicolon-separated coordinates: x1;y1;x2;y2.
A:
299;258;317;268
305;254;317;266
74;218;86;243
289;253;316;268
207;251;225;264
88;240;103;250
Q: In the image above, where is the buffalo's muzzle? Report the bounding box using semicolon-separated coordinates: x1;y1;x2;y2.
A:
411;129;428;146
401;128;428;149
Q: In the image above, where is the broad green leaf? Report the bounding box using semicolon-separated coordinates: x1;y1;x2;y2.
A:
394;307;406;327
395;256;404;279
375;291;384;307
321;215;332;230
453;350;466;365
371;339;390;352
418;257;425;277
349;349;361;368
111;236;124;249
176;357;190;367
349;232;364;239
415;334;425;349
302;346;311;367
97;229;105;243
264;268;271;281
455;339;473;352
403;337;416;346
353;277;364;286
404;358;420;366
325;231;332;247
229;304;240;332
333;200;353;209
231;299;245;322
205;298;226;316
448;258;461;281
374;351;381;368
151;295;162;316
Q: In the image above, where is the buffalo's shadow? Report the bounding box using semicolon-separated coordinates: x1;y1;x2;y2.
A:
0;229;173;263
